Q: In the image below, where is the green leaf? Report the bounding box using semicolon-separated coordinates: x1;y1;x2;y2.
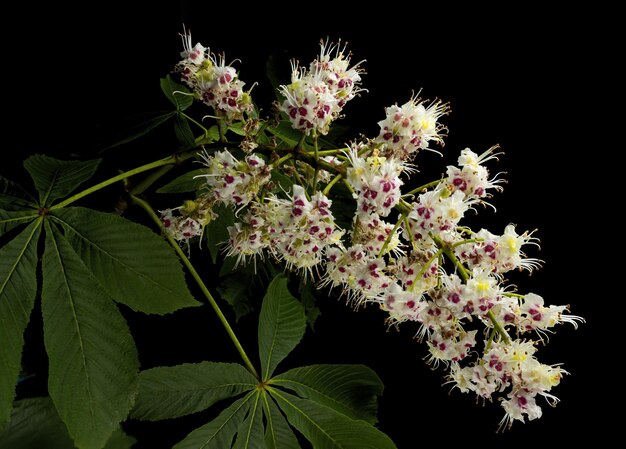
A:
271;390;397;449
320;124;350;148
269;170;294;196
258;275;306;381
265;53;287;100
0;398;136;449
0;397;75;449
205;204;234;264
174;394;253;449
263;394;300;449
272;365;383;424
0;209;38;238
300;282;321;330
217;266;256;322
266;121;303;147
161;75;194;111
52;207;200;314
227;122;247;137
42;222;139;449
102;111;177;151
174;114;196;149
0;220;41;431
102;428;137;449
23;155;100;207
132;362;257;421
195;125;221;146
233;392;264;449
156;168;208;193
0;176;37;210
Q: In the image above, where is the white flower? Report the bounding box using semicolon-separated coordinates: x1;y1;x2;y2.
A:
179;27;206;65
519;293;585;334
344;145;406;217
174;31;253;121
279;40;364;135
455;224;542;274
195;149;271;207
322;244;393;304
445;146;505;200
376;95;449;160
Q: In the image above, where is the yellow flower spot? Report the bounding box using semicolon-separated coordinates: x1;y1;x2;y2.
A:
448;209;460;220
182;200;198;213
503;235;518;252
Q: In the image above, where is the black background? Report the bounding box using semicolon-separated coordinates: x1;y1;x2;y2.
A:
2;1;609;447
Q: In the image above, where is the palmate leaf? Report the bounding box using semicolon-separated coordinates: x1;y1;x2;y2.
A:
42;222;139;449
174;114;196;149
0;398;136;449
299;282;321;330
0;397;75;449
233;393;264;449
52;207;200;314
217;261;256;321
132;362;257;421
271;364;383;424
258;275;306;380
270;390;396;449
262;395;300;449
101;429;137;449
127;270;395;449
0;209;38;236
266;121;305;148
102;111;177;151
205;204;234;264
0;221;42;431
174;394;254;449
0;175;37;211
156;168;208;193
23;155;100;207
160;75;194;111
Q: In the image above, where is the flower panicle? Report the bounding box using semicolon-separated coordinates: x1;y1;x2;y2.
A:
159;32;582;431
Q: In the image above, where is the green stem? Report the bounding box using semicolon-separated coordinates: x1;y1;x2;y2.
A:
272;153;294;168
342;179;355;195
403;179;444;197
432;234;470;281
487;310;511;344
451;237;484;249
322;173;342;196
377;213;406;258
269;146;347;176
485;327;497;352
397;198;413;215
312;133;319;191
130;165;175;195
181;112;210;137
304;148;346;156
407;249;442;292
291;160;310;200
432;234;510;344
403;216;417;251
49;151;197;210
218;119;228;143
296;132;306;151
504;292;525;298
131;194;260;379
